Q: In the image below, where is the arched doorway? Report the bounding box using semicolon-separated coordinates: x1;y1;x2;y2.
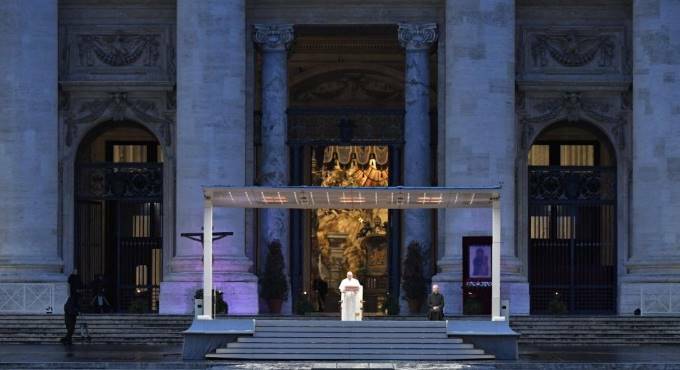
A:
528;122;617;314
74;121;163;313
281;25;410;314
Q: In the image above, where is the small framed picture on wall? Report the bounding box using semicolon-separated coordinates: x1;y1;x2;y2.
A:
468;244;491;279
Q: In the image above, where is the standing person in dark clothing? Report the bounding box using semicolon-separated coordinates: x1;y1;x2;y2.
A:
427;284;445;321
67;269;82;299
61;270;81;345
313;277;328;312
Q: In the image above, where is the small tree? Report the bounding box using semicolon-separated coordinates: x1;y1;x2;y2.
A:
402;241;427;311
260;240;289;301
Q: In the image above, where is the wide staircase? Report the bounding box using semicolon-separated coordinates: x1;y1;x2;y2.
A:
3;314;680;347
206;320;494;360
511;316;680;346
0;314;192;345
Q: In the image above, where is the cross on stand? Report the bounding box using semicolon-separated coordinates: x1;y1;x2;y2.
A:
180;230;233;319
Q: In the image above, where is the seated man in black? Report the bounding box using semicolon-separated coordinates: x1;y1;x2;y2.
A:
427;284;445;321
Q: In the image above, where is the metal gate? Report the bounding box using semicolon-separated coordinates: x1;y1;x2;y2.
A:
75;163;163;312
529;166;617;313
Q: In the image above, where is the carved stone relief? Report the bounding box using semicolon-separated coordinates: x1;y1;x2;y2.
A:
518;26;630;79
517;89;631;150
61;91;175;148
291;72;403;106
60;25;175;82
78;32;160;67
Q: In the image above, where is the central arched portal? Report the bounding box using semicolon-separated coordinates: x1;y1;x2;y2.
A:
74;121;163;313
528;122;617;314
287;110;403;314
282;25;413;314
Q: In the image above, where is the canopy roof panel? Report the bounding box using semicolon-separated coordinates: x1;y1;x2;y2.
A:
204;186;501;209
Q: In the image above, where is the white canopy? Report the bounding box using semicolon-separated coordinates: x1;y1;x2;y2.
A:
198;185;504;322
203;185;501;209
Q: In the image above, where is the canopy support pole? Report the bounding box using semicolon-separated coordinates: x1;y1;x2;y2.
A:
198;198;214;320
491;196;504;321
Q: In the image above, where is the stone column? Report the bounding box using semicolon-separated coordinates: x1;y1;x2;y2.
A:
398;23;438;311
0;0;67;313
160;0;258;315
433;0;529;315
621;0;680;314
253;24;294;313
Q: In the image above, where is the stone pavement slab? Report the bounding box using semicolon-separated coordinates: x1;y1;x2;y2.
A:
2;344;680;369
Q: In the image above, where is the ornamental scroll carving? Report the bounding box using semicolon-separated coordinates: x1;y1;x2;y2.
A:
292;72;403;106
518;27;629;77
78;31;160;67
531;31;615;68
63;92;174;147
61;25;174;82
518;91;630;150
397;23;438;50
253;24;294;51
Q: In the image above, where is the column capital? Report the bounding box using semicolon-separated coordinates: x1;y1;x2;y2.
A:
253;24;295;51
398;23;438;51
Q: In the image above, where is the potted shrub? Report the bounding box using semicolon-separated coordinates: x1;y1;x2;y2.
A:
260;240;288;313
194;289;228;316
401;241;427;314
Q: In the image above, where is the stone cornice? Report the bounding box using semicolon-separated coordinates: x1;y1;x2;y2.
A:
253;24;295;51
397;23;438;51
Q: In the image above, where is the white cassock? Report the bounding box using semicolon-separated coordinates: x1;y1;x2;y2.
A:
339;278;363;321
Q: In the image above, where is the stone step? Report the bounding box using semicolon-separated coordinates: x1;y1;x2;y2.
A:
253;327;444;333
223;342;475;350
255;319;446;327
206;352;495;360
218;347;486;355
517;330;680;333
252;331;449;339
237;337;463;345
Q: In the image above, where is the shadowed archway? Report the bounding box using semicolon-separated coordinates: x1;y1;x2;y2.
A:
74;121;163;313
528;121;617;314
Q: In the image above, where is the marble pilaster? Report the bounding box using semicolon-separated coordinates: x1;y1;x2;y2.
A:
254;24;294;313
620;0;680;314
398;23;437;285
433;0;529;315
0;0;67;313
160;0;257;315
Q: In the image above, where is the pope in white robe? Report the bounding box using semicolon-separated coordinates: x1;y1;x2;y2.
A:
339;271;363;321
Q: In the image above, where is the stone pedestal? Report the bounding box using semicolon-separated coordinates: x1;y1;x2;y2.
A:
433;0;529;315
254;24;294;314
160;0;257;315
0;0;68;314
621;0;680;315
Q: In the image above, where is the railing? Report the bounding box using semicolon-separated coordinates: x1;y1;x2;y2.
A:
641;284;680;315
0;283;55;313
76;163;162;201
529;166;616;202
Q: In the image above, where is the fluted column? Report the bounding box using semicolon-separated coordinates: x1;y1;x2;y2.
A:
0;0;67;313
254;25;294;313
161;0;257;314
398;23;438;283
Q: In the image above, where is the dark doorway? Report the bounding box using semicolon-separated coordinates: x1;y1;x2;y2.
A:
75;123;163;313
528;123;617;314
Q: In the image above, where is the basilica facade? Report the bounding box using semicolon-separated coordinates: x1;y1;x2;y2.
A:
1;0;679;316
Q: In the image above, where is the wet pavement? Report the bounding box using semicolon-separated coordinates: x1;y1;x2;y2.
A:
2;344;680;369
